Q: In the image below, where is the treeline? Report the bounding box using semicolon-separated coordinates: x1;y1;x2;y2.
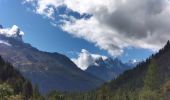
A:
46;41;170;100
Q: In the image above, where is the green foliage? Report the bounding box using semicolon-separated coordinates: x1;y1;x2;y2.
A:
31;85;44;100
96;85;111;100
0;83;14;99
138;89;162;100
7;94;24;100
137;59;163;100
161;80;170;100
22;80;33;99
47;91;65;100
144;59;159;90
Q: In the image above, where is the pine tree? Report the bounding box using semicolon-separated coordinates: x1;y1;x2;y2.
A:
139;59;162;100
32;85;44;100
144;59;159;90
22;81;33;99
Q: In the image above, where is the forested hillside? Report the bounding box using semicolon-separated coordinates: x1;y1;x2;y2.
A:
0;56;43;100
47;41;170;100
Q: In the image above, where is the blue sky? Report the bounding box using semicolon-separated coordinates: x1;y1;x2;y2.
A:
0;0;156;63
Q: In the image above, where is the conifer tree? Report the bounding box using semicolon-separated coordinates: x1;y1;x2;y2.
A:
144;59;159;90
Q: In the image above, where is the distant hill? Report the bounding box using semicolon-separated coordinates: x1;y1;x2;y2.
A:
48;41;170;100
0;32;103;94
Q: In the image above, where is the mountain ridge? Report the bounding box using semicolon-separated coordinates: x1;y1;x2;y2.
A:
0;34;104;94
85;57;134;81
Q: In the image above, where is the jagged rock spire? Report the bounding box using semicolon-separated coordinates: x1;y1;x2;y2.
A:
164;40;170;49
167;40;170;46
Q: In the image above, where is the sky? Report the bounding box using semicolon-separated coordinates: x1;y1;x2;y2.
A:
1;0;169;69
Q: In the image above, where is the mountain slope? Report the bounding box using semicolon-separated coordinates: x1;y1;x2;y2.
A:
86;58;133;81
0;34;104;94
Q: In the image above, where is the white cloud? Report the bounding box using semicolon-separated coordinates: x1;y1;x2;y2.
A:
71;49;107;70
23;0;170;56
0;25;24;39
23;0;116;15
23;0;63;19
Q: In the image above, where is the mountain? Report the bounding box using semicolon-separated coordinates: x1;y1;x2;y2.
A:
85;57;133;81
0;27;104;94
49;41;170;100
